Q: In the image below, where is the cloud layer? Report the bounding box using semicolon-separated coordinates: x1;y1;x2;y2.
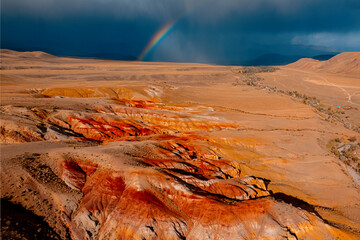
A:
2;0;360;63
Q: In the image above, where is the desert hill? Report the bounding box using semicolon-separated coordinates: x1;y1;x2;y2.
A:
1;49;55;59
287;52;360;76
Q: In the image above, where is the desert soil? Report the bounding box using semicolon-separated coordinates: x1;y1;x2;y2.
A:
1;49;360;239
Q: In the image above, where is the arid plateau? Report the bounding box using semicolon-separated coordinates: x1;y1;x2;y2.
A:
1;50;360;239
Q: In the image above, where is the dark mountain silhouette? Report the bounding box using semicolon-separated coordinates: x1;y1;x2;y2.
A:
242;53;339;66
243;53;306;66
311;54;337;61
77;53;137;61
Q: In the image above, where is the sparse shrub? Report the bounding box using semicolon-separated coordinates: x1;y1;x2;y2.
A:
349;136;357;142
343;151;351;159
349;145;357;151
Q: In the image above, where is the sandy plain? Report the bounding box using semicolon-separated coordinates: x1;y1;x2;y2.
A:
1;50;360;239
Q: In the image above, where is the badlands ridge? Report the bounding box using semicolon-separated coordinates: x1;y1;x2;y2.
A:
1;50;360;239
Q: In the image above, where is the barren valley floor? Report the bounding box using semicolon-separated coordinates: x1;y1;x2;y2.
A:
1;50;360;239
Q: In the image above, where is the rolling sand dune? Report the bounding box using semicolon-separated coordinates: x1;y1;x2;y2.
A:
1;50;360;239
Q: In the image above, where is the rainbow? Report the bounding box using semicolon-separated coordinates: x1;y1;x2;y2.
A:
138;20;178;61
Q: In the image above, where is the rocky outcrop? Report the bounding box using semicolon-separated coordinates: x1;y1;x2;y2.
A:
0;99;238;143
57;141;348;240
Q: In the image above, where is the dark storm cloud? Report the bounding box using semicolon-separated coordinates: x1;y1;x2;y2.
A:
2;0;360;64
3;0;360;27
1;0;188;19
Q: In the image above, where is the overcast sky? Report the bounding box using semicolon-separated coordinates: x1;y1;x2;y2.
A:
2;0;360;64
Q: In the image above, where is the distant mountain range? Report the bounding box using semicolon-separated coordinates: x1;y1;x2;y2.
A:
242;53;337;66
76;53;138;61
1;47;338;66
79;52;338;66
311;54;338;61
